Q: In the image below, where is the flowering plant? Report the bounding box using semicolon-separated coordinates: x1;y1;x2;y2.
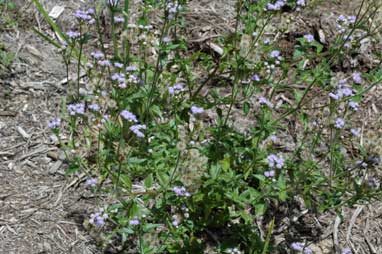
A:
35;0;382;253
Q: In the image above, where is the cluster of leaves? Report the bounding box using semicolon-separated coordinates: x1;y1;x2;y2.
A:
35;0;382;253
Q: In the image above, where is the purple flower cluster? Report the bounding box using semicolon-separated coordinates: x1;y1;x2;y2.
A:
336;15;356;34
341;248;352;254
303;34;314;43
48;118;61;129
129;216;140;226
168;83;185;95
251;74;261;82
367;176;380;189
167;1;181;20
120;110;138;122
85;177;97;187
126;74;139;84
66;30;80;39
191;105;204;115
130;124;146;138
348;101;359;111
352;72;362;84
89;209;108;227
350;128;360;137
291;242;312;254
297;0;306;6
329;80;354;100
173;186;190;197
88;103;100;111
269;50;281;59
162;36;171;43
67;102;85;116
114;16;125;23
259;96;273;108
74;9;94;22
111;72;125;82
266;0;286;11
264;170;275;178
90;51;104;59
126;66;138;72
267;154;284;169
98;60;111;67
334;118;345;129
113;62;123;68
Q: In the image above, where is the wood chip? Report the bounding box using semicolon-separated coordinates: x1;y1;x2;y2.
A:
49;6;65;19
49;160;63;175
206;42;223;56
346;206;364;243
16;126;31;139
0;111;17;117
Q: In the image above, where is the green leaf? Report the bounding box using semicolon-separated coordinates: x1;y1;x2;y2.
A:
243;101;250;115
255;203;265;217
142;223;161;233
157;171;169;187
144;174;153;189
120;175;132;190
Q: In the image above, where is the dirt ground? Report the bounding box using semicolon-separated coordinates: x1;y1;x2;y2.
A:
1;0;382;253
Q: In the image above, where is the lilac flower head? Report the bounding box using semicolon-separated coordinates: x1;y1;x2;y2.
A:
86;8;95;15
114;62;123;68
291;242;304;251
162;36;171;43
348;16;356;24
342;248;352;254
266;0;286;11
264;170;275;178
67;102;85;116
129;217;140;226
191;105;204;115
89;103;100;111
297;0;306;6
130;124;146;138
90;51;104;59
89;209;108;227
350;128;360;137
267;154;284;169
114;16;125;23
111;72;124;81
352;72;362;84
259;96;273;108
303;34;314;42
126;66;138;72
173;186;190;197
85;177;97;187
348;101;359;111
66;30;80;39
120;110;138;122
368;176;380;189
168;83;184;95
74;9;92;21
98;60;111;66
251;74;261;82
334;118;345;129
48;118;61;129
337;15;347;23
269;50;281;58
